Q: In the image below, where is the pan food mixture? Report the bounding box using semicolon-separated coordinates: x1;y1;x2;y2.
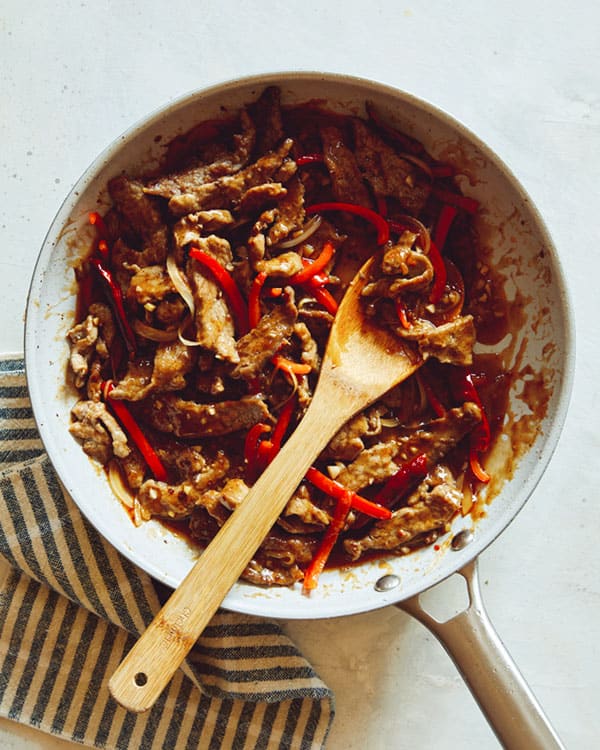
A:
67;87;511;590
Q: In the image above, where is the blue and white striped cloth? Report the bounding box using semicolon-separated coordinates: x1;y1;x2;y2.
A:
0;357;334;749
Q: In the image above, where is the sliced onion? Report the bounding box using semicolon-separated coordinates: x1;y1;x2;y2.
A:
177;317;203;347
167;253;195;316
108;460;134;509
399;152;433;179
276;215;322;249
380;416;401;428
133;319;179;342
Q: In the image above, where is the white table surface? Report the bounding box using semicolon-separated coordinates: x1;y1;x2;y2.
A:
1;1;598;748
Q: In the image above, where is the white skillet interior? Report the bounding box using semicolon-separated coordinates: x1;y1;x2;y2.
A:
24;72;574;620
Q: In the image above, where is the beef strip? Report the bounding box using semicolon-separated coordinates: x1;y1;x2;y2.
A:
144;109;256;200
109;341;194;401
254;251;304;278
237;183;288;216
320;124;371;206
173;210;235;249
231;294;298;381
137;451;230;520
127;265;176;306
108;175;169;262
167;139;296;216
361;234;434;297
67;314;100;389
242;532;317;587
247;85;284;157
344;465;462;560
188;237;239;363
399;315;476;366
326;406;384;461
69;400;130;464
335;402;481;492
352;119;431;215
266;176;305;246
149;393;272;438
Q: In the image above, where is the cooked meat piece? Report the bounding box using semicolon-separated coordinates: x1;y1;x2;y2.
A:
127;265;175;305
280;484;331;531
137;451;230;520
237;182;287;216
352;119;431;215
247;86;284;157
108;175;168;261
231;294;298;381
336;403;481;491
155;296;187;326
242;532;316;587
218;477;250;511
145;110;256;200
266;176;305;246
67;314;100;388
188;238;239;363
69;400;130;464
149;393;272;438
110;342;194;401
344;465;462;560
120;448;147;489
88;303;116;355
255;251;304;278
326;406;384;461
362;234;434;297
399;316;476;366
173;210;235;249
168;139;296;216
320;124;371;206
293;321;320;370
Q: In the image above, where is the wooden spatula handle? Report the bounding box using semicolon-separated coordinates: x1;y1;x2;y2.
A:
108;388;348;712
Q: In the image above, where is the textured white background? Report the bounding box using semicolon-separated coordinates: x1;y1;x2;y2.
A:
1;1;598;747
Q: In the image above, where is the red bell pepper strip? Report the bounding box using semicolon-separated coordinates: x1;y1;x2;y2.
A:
244;422;272;482
296;153;325;166
428;239;447;304
288;242;335;285
302;489;351;592
433;204;459;252
374;453;428;505
432;187;479;214
417;371;447;418
306;202;390;246
189;247;249;335
265;395;297;463
89;256;137;356
308;284;338;315
305;467;392;520
103;381;168;482
272;355;312;376
451;370;491;484
248;271;267;329
395;298;411;330
302;488;353;593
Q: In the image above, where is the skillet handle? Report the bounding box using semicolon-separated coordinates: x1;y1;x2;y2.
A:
396;559;565;750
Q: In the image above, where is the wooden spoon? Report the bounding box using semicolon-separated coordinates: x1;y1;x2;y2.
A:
109;254;423;712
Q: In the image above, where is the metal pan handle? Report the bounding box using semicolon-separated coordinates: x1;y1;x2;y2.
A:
397;559;565;749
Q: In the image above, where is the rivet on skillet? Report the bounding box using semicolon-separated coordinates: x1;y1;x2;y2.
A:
451;529;474;550
374;574;401;592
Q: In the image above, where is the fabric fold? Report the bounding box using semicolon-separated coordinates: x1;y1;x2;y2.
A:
0;356;333;749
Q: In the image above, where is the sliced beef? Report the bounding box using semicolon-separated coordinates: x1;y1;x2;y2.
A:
247;85;284;157
265;176;305;247
361;234;434;298
109;342;194;401
173;210;234;249
188;237;239;363
108;175;169;262
231;295;298;381
137;451;230;520
149;393;272;438
237;182;288;216
399;316;476;366
255;251;304;278
167;139;296;216
127;265;176;306
69;400;130;464
320;124;371;206
352;119;431;215
326;406;384;461
242;532;317;587
344;465;461;560
335;402;481;492
67;314;100;388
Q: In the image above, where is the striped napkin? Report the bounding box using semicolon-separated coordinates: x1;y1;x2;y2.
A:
0;356;334;749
